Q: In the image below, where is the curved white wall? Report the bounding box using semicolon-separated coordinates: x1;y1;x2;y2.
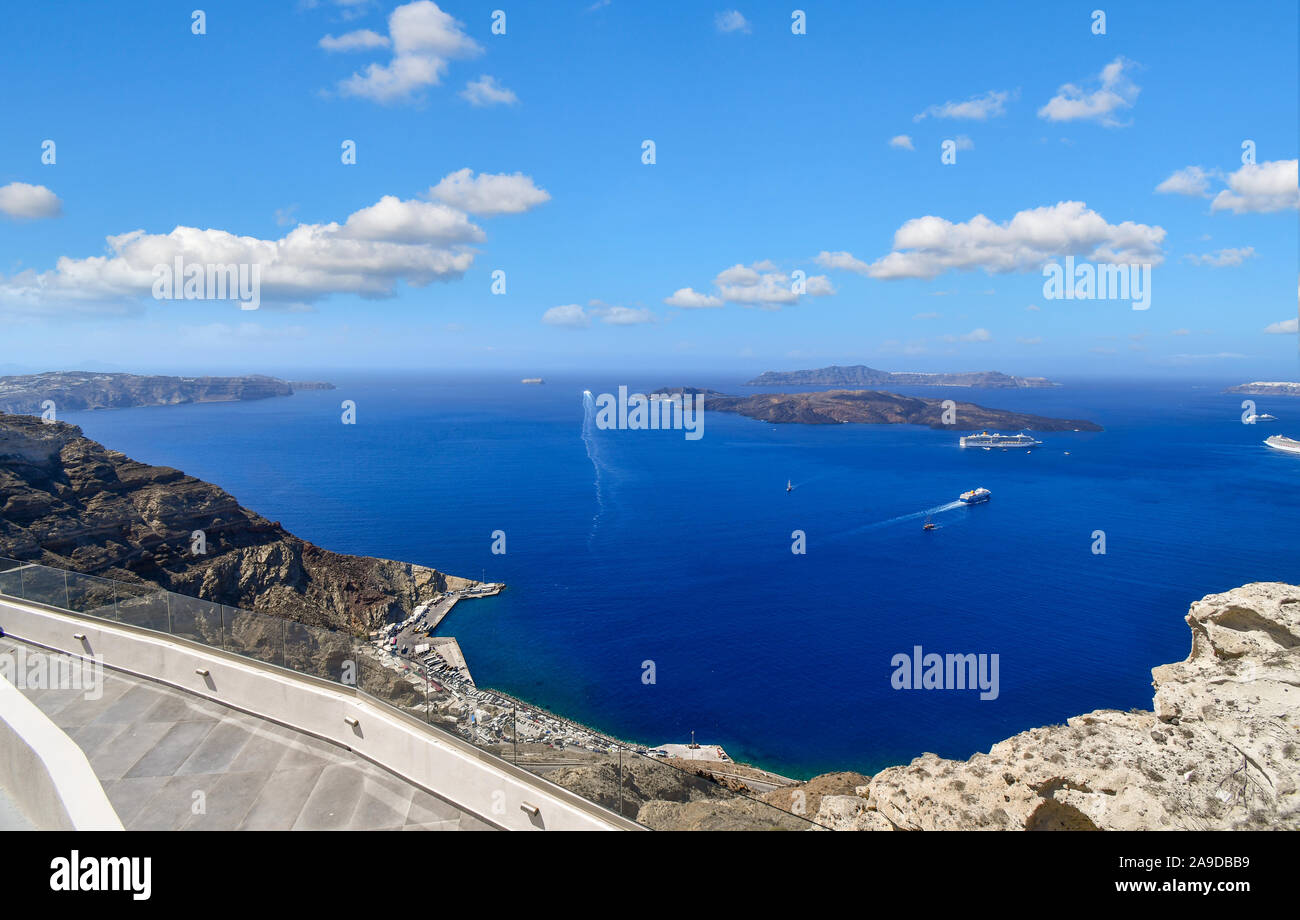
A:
0;668;123;830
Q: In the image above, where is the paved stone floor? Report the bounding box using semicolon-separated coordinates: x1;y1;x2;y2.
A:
0;637;495;830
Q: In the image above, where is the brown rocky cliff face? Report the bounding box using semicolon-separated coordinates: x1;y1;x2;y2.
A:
0;414;472;632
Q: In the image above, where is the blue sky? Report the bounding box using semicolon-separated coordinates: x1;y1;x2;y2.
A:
1;0;1297;378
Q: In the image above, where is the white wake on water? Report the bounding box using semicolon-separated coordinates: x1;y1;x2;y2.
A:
842;499;966;537
581;390;607;545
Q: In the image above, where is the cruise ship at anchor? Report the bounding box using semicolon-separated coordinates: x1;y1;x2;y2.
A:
1265;435;1300;455
959;431;1042;449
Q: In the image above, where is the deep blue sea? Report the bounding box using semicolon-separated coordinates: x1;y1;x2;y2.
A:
63;375;1299;778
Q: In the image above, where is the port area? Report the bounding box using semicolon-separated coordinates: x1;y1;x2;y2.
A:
366;582;802;799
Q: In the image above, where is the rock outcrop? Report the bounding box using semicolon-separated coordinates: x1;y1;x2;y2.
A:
0;414;471;632
745;365;1057;389
655;387;1102;431
0;371;332;415
811;582;1299;830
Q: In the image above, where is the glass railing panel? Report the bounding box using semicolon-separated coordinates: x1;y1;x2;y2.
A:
283;620;355;685
357;644;428;717
112;581;170;632
0;558;27;599
221;606;287;668
16;564;70;609
168;593;223;647
64;571;120;621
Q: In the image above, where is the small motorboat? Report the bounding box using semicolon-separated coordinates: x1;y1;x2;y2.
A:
923;517;937;531
786;479;793;492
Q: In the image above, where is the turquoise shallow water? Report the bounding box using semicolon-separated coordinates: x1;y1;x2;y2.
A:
64;375;1300;778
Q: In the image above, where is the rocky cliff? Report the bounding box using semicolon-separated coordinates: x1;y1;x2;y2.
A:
802;582;1300;830
0;414;471;632
0;372;333;415
745;365;1057;388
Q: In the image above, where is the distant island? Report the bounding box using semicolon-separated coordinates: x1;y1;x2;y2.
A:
655;387;1101;431
0;372;334;415
744;365;1058;389
1225;381;1300;397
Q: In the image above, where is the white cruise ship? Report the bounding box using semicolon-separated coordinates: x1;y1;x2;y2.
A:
959;431;1042;449
1265;435;1300;455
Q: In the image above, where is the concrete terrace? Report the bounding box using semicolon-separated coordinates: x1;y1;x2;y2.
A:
0;637;495;831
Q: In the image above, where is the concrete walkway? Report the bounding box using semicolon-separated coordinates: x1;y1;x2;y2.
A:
0;637;495;831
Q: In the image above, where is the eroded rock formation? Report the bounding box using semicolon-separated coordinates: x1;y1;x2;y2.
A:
0;414;471;633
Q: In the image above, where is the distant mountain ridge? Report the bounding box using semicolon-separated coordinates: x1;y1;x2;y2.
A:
744;365;1057;388
0;371;334;416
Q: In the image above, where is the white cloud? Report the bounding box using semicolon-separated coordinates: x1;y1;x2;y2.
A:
913;311;940;319
341;195;483;242
889;134;915;150
1171;328;1190;335
0;182;62;219
597;305;654;325
715;10;751;33
953;135;974;151
429;169;549;215
319;29;390;51
669;261;833;309
1183;247;1255;267
1265;317;1298;334
942;328;992;343
664;287;723;308
821;201;1165;281
541;304;589;327
0;170;543;312
1155;166;1213;197
815;251;871;273
1211;160;1300;214
331;1;482;104
541;303;654;326
915;89;1010;122
1038;56;1139;126
1017;336;1043;345
460;74;518;106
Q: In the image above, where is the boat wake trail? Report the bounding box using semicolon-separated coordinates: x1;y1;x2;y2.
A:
842;500;965;537
581;390;607;546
